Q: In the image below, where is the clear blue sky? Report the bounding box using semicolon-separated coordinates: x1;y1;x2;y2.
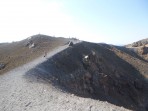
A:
60;0;148;44
0;0;148;45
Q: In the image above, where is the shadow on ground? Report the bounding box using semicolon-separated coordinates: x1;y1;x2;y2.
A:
24;42;148;111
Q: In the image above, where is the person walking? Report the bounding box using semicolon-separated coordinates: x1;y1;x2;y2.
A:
44;51;47;57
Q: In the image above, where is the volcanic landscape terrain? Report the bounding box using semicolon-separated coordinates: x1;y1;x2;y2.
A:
0;35;147;111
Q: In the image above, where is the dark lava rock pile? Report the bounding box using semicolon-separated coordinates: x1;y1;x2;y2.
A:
26;42;148;111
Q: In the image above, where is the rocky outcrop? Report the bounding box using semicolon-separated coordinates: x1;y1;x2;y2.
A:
125;38;148;61
131;38;148;47
25;39;35;49
25;39;33;47
132;42;142;47
138;46;148;55
29;43;35;49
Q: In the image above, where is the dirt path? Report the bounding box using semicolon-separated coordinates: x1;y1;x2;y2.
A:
0;44;131;111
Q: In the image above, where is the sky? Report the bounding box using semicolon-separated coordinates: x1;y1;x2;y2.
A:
0;0;148;45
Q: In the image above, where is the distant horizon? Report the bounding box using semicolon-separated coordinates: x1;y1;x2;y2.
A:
0;33;147;46
0;0;148;45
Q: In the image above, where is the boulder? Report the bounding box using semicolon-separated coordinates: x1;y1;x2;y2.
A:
0;63;5;70
25;40;33;47
141;46;148;55
82;55;89;64
134;79;143;90
68;41;74;46
29;43;35;49
132;42;138;47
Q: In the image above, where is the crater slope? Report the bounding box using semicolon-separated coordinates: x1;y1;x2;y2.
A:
25;42;148;111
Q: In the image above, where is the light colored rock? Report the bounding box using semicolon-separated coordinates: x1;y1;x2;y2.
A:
29;43;35;49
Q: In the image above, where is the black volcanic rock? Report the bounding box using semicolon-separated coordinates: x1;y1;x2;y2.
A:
0;63;5;70
26;41;148;111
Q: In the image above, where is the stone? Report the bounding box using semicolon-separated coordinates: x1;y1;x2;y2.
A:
0;63;5;70
134;79;143;90
29;43;35;49
140;46;148;55
25;102;31;107
82;55;89;63
85;73;92;79
25;39;33;47
91;51;96;56
68;41;74;46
